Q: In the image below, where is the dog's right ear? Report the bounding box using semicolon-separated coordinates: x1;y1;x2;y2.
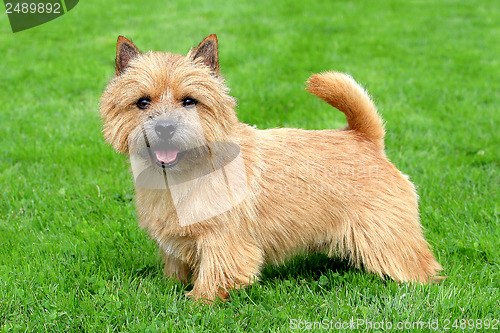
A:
115;36;141;75
189;34;219;75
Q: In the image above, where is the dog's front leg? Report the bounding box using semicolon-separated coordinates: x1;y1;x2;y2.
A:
186;232;263;302
161;251;191;284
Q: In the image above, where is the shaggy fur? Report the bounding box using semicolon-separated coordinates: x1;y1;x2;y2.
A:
100;34;442;302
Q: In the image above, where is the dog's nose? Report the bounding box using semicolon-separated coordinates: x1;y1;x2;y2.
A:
155;121;176;140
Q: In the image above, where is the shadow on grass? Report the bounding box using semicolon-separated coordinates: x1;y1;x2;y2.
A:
128;252;375;301
133;264;162;279
130;253;358;284
260;253;355;283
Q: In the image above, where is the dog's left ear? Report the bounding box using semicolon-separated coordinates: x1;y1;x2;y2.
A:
190;34;219;75
116;36;141;75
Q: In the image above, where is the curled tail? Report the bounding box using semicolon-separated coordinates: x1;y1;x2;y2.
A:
306;71;385;149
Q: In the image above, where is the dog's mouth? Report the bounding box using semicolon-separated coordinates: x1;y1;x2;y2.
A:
149;147;185;168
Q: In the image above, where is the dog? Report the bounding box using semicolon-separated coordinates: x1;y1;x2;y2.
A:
99;34;442;302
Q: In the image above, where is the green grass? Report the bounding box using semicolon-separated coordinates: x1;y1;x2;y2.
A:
0;0;499;331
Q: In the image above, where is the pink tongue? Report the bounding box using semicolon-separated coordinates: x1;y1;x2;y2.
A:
154;149;179;164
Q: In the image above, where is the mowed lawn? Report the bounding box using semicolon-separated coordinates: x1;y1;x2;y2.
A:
0;0;499;331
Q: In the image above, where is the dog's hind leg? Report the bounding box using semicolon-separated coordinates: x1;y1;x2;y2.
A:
330;212;442;283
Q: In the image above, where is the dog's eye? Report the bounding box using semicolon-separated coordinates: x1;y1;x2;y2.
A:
136;97;151;110
182;97;198;108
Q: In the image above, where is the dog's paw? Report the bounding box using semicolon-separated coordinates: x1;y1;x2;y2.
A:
185;286;230;304
184;290;214;304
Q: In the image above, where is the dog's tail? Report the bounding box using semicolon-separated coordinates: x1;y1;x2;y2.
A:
306;71;385;149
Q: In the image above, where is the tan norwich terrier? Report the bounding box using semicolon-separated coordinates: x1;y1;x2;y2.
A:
100;34;442;302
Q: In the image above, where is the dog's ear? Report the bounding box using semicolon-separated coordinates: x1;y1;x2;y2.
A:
116;36;141;75
190;34;219;75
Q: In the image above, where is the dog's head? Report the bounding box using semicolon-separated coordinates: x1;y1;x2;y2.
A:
99;34;238;172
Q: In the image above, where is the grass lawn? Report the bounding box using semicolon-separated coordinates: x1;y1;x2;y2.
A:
0;0;499;331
